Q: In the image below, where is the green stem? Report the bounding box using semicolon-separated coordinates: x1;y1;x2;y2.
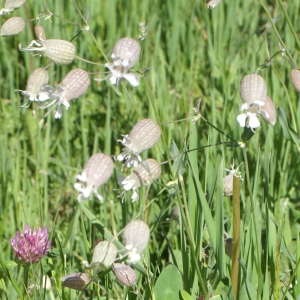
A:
232;175;240;300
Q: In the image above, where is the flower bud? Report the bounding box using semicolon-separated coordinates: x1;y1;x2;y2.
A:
113;263;137;286
61;272;91;291
223;162;243;196
74;153;114;202
240;74;267;105
83;241;118;274
261;96;276;125
1;17;25;36
112;37;141;69
122;220;150;264
34;24;46;41
290;68;300;93
117;119;161;168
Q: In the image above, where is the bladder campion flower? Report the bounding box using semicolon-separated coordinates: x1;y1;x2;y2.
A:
41;68;90;118
101;37;141;88
122;220;150;264
223;162;243;196
237;73;268;130
61;272;91;291
19;38;76;65
206;0;222;8
0;0;26;15
10;224;51;265
82;241;118;274
290;68;300;93
16;68;49;106
113;263;137;287
119;158;161;202
1;17;25;36
117;119;161;168
74;153;114;202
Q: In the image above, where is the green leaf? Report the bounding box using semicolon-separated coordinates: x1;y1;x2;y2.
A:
170;140;186;177
180;290;193;300
277;107;300;145
154;265;183;300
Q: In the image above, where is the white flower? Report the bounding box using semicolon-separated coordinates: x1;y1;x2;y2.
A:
117;119;161;169
237;102;266;130
118;159;161;202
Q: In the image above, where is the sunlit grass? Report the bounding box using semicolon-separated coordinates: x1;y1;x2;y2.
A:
0;0;300;299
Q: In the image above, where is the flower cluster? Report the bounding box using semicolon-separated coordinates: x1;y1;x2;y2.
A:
11;224;51;265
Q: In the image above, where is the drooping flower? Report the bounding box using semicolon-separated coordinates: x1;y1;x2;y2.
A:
74;153;114;202
122;220;150;264
82;241;118;274
0;0;26;15
223;161;243;196
113;263;137;287
117;119;161;168
41;68;90;118
99;37;141;88
119;158;161;202
19;38;76;65
237;73;268;130
1;17;25;36
16;68;49;106
61;272;91;291
11;224;51;265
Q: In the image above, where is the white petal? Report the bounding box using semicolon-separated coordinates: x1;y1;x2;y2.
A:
240;103;249;111
55;106;62;119
109;75;118;85
131;190;139;202
74;183;84;193
248;114;261;129
121;179;136;190
237;113;247;127
123;73;140;86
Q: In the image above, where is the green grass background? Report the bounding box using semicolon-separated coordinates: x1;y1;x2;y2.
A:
0;0;300;299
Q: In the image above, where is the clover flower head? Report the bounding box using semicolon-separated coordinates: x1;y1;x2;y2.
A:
117;119;161;168
74;153;114;202
119;158;161;202
122;220;150;264
10;224;51;265
223;161;243;196
82;241;118;274
19;38;76;65
41;68;90;118
16;68;49;107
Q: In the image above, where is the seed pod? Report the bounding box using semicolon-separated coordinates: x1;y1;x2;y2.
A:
24;68;49;100
290;68;300;93
112;37;140;69
123;220;150;263
42;39;75;65
90;241;118;273
261;96;276;125
61;272;91;291
74;153;114;202
223;173;233;196
240;74;267;104
113;263;137;286
129;119;161;153
59;68;90;102
224;238;232;258
122;159;161;190
34;24;46;41
1;17;25;36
